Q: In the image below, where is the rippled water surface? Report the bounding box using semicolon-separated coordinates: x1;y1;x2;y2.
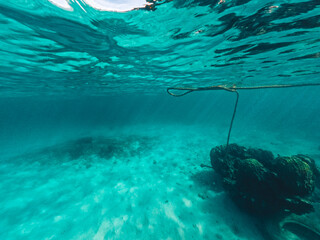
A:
0;0;319;96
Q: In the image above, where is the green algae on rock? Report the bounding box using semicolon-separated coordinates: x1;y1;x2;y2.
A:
210;144;318;216
275;155;316;196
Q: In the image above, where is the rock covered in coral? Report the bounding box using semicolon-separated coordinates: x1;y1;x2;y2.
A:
275;155;316;196
210;144;278;194
210;144;319;216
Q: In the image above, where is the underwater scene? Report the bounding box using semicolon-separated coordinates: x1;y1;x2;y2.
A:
0;0;320;240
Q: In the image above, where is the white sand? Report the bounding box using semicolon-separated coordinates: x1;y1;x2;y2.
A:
0;124;318;240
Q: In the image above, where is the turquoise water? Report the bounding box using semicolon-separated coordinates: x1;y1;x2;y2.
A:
0;1;320;240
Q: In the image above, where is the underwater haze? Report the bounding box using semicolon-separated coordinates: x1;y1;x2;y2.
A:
0;0;320;240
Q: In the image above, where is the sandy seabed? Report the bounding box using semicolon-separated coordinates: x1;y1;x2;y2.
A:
1;124;318;240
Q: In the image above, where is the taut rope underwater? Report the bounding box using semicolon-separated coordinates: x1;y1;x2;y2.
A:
167;83;320;150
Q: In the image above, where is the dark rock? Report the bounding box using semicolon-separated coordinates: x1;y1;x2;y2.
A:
275;155;316;196
246;147;275;170
281;197;314;214
210;144;318;216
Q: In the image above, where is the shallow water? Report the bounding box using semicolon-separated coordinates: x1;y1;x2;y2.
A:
0;1;320;240
1;91;320;240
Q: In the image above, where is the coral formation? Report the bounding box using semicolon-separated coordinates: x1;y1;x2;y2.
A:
210;144;319;216
275;155;316;196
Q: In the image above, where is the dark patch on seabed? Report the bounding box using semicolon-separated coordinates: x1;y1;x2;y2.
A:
16;136;156;165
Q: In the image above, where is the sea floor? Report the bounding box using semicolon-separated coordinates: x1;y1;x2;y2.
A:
1;124;319;240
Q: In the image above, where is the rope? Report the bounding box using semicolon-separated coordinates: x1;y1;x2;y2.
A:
167;83;320;97
227;90;238;148
167;83;320;152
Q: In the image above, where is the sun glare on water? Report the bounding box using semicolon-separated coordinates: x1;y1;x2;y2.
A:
49;0;150;12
